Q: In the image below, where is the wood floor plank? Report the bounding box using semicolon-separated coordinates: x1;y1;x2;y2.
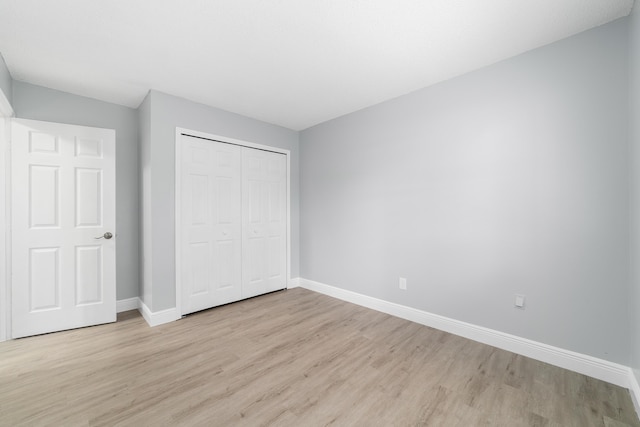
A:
0;288;638;426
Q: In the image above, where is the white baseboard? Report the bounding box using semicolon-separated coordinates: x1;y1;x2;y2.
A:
116;280;640;418
137;299;180;327
298;278;631;389
288;277;301;289
628;368;640;419
116;297;139;313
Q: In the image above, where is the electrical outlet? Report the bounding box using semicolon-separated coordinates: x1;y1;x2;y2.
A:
399;277;407;290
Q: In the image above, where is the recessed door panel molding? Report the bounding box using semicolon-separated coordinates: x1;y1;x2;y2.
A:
29;165;60;229
216;177;234;224
268;236;282;278
12;118;116;338
29;131;59;154
177;130;289;316
248;238;265;281
189;242;209;296
74;137;103;158
29;247;60;312
216;240;235;289
75;168;103;228
75;245;103;306
248;180;262;224
190;146;208;165
190;174;209;226
268;182;281;222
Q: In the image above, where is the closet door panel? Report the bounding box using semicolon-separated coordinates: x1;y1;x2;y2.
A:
265;154;287;292
242;149;266;298
242;148;286;298
180;137;242;315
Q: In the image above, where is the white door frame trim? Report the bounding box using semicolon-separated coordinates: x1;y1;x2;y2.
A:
0;89;14;342
174;127;291;317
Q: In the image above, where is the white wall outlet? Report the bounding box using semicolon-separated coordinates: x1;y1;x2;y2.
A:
515;294;525;309
399;277;407;290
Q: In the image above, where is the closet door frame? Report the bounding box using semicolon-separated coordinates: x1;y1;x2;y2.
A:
174;127;291;316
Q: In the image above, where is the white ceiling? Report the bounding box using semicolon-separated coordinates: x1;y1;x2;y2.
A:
0;0;634;130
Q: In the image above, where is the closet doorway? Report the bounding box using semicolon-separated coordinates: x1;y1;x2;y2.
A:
175;129;290;316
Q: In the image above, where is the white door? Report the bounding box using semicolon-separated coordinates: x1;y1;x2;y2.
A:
180;136;242;315
11;118;116;338
242;147;287;298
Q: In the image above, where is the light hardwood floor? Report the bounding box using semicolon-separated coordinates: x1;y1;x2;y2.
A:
1;288;638;426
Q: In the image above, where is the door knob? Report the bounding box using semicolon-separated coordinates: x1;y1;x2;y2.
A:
95;232;113;240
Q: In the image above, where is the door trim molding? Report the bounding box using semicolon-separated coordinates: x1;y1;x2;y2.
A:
174;127;291;317
0;89;13;342
0;117;11;342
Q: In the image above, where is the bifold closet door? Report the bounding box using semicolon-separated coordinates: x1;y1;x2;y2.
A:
180;136;287;315
242;147;287;298
180;137;242;315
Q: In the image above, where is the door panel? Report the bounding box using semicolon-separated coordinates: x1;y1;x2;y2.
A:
30;165;60;227
75;168;102;227
75;245;103;305
12;118;116;338
29;247;60;311
242;148;286;298
180;136;242;315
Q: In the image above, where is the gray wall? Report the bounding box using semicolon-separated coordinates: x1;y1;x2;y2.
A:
0;54;11;105
144;90;299;311
12;82;140;301
629;4;640;383
300;19;629;364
